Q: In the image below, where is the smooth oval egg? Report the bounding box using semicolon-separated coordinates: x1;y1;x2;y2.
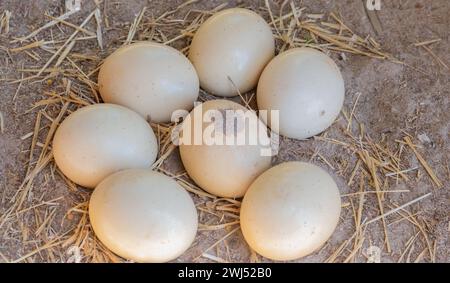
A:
240;161;341;261
257;48;345;139
53;104;158;188
98;42;199;123
189;8;275;97
179;99;272;198
89;169;198;263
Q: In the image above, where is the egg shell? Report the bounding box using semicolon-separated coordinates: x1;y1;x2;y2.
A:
179;99;272;198
189;8;275;97
53;104;158;188
257;48;345;139
240;161;341;261
98;42;199;123
89;169;198;263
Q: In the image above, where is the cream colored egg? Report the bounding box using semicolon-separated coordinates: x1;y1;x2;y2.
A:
179;99;272;198
240;161;341;261
189;8;275;97
98;42;199;123
53;104;158;188
89;169;198;263
257;48;345;139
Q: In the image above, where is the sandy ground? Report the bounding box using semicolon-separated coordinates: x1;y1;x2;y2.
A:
0;0;448;262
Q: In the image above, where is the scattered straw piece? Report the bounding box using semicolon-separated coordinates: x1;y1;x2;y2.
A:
37;10;95;77
16;197;62;215
36;102;69;163
317;153;335;170
265;0;281;37
227;76;251;109
347;92;362;131
0;251;9;263
94;8;103;49
198;220;240;231
360;150;391;252
341;189;409;197
347;160;361;185
13;10;77;42
397;231;419;263
414;38;441;47
385;166;419;177
51;40;76;76
404;137;443;188
0;111;4;134
365;193;431;225
26;111;42;175
414;247;428;263
197;226;240;261
326;231;357;263
124;7;146;45
202;253;228;263
10;40;47;53
393;203;434;260
420;44;449;70
45;14;96;36
12;239;66;263
0;10;11;34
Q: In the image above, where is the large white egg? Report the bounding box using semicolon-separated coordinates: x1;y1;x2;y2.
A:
257;48;345;139
189;8;275;97
89;169;198;263
98;42;199;123
53;104;158;188
240;161;341;261
179;99;272;198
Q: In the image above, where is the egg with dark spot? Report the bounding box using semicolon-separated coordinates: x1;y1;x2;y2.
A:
179;99;272;198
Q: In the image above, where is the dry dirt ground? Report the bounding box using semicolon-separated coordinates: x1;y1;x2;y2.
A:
0;0;448;263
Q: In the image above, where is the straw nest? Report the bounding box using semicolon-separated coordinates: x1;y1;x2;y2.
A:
0;0;446;263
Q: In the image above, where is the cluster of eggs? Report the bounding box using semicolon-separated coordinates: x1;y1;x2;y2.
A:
53;8;344;262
